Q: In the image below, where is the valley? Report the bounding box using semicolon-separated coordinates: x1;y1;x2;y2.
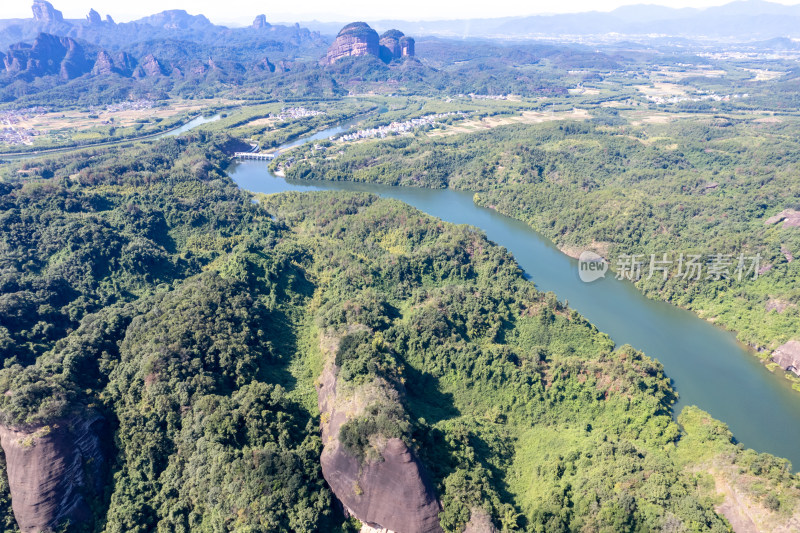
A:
2;1;800;532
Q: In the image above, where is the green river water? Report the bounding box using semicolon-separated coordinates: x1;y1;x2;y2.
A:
229;124;800;470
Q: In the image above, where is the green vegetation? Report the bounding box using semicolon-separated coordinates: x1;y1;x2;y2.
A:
281;112;800;389
1;103;799;531
5;14;800;532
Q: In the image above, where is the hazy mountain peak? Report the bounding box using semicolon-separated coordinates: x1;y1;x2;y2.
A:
134;10;214;30
31;0;63;24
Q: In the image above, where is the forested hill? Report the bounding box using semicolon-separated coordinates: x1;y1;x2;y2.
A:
0;136;797;531
281;115;800;378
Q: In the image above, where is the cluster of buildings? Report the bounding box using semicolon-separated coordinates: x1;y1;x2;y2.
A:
464;93;511;100
647;92;749;105
271;107;325;121
0;126;43;146
1;107;46;125
0;107;47;146
104;99;155;113
338;112;464;141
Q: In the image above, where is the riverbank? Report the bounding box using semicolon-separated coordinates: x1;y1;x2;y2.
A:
229;156;800;470
0;114;221;160
276;116;800;402
478;201;800;395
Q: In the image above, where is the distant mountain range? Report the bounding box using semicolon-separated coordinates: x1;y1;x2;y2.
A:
3;0;800;106
299;0;800;41
0;0;326;53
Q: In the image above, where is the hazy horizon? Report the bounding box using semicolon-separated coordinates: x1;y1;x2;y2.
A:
4;0;800;27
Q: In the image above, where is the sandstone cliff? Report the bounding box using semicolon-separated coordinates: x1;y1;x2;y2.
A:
252;14;270;29
91;49;135;76
379;30;415;63
3;33;91;80
0;412;108;533
87;9;102;25
325;23;416;65
133;53;166;78
325;22;380;65
772;340;800;375
32;0;64;24
91;49;115;75
317;335;442;533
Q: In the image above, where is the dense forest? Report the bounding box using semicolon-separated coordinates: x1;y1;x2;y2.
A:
0;136;798;531
3;6;800;528
281;114;800;386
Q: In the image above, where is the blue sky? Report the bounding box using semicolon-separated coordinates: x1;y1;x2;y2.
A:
4;0;800;25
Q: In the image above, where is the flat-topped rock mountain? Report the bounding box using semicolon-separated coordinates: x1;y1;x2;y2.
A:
252;14;270;29
379;29;415;63
325;22;415;65
135;9;214;31
325;22;380;64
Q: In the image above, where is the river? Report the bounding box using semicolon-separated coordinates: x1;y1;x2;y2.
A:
0;114;221;161
228;123;800;470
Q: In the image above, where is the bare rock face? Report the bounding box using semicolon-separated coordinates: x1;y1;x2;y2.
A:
765;209;800;228
325;22;380;65
92;49;115;75
322;439;443;533
59;37;91;80
464;508;498;532
317;359;442;533
379;30;403;63
32;0;64;24
252;14;270;29
399;36;415;58
114;51;136;75
772;340;800;375
378;30;415;63
3;33;91;80
92;49;134;76
86;9;102;25
133;54;166;78
0;413;108;533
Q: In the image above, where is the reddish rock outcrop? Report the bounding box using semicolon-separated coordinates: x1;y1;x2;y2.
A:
325;22;380;65
0;413;108;533
765;209;800;228
114;51;136;75
379;30;403;63
317;354;442;533
399;36;415;58
322;439;443;533
379;30;416;63
772;340;800;375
